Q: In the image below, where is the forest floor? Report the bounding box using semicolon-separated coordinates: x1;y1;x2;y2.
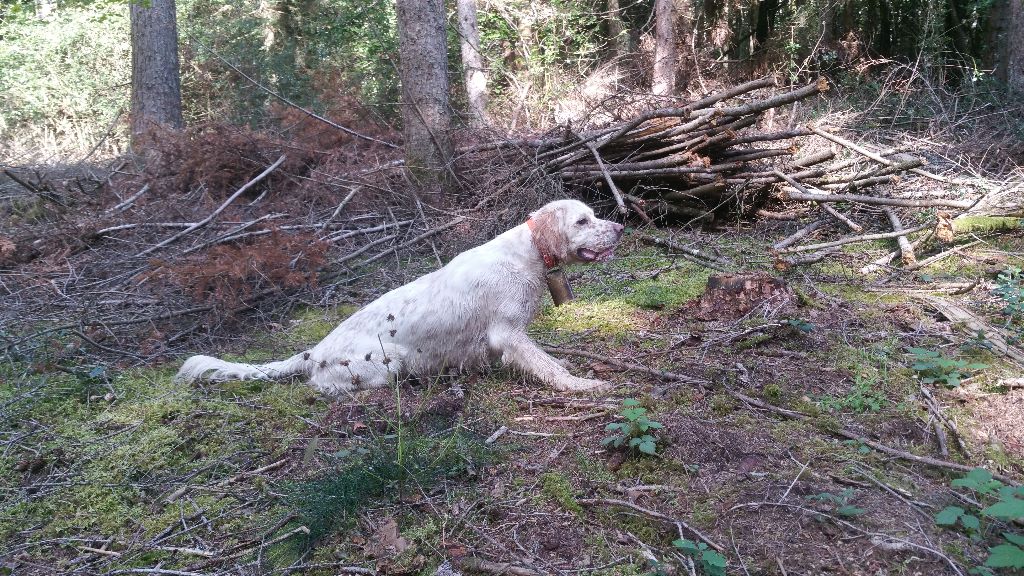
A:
3;212;1024;576
3;76;1024;575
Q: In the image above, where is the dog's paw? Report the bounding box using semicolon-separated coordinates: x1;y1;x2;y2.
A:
560;377;612;393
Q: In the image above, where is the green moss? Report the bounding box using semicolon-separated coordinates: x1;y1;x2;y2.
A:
532;300;640;335
540;472;582;515
953;216;1022;234
606;511;660;542
733;333;772;351
792;397;821;416
983;443;1024;470
280;305;359;347
763;383;783;403
574;449;615;483
689;500;716;529
710;393;737;416
813;414;842;434
816;281;906;305
792;286;825;309
623;267;712;311
769;419;816;444
616;456;694;485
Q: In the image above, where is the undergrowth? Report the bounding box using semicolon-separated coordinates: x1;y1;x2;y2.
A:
283;428;494;549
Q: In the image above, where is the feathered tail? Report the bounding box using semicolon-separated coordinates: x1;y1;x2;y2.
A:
174;352;312;383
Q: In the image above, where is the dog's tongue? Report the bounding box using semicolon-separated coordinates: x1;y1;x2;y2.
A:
579;247;616;262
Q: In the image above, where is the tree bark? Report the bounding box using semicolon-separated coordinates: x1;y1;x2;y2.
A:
1008;0;1024;92
607;0;630;58
396;0;454;200
457;0;489;126
130;0;184;140
652;0;678;95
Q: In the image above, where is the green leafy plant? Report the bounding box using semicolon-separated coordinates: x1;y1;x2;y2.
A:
786;318;815;333
908;347;987;387
994;266;1024;319
602;398;663;455
934;468;1024;572
806;488;865;517
673;538;726;576
817;374;888;413
842;439;872;454
287;428;493;545
995;267;1024;345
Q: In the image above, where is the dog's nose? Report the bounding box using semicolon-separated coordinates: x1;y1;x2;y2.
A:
613;222;625;236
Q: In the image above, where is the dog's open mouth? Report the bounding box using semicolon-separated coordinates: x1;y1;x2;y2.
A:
576;246;617;262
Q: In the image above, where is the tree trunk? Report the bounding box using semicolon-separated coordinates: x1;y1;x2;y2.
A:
607;0;630;58
457;0;489;126
396;0;454;201
652;0;678;95
1008;0;1024;92
130;0;184;141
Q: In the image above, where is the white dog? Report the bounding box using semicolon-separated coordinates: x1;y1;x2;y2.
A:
175;199;624;393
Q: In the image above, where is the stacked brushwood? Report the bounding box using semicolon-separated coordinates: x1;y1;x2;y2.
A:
474;77;840;219
490;77;991;217
467;76;1019;268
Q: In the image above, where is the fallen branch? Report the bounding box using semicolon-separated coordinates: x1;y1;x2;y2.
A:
782;190;973;209
576;130;628;215
772;219;825;251
772;169;862;233
635;232;731;271
578;498;723;552
776;223;931;253
135;155;287;258
729;501;964;576
809;126;951;184
105;184;150;215
542;345;708;386
884;208;917;266
920;387;970;457
905;240;981;271
456;557;541;576
726;388;1019;485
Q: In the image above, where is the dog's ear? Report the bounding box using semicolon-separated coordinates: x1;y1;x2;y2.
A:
530;204;568;261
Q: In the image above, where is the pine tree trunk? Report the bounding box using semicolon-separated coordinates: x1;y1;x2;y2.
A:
457;0;489;126
130;0;184;140
652;0;678;95
396;0;454;201
607;0;630;58
1008;0;1024;92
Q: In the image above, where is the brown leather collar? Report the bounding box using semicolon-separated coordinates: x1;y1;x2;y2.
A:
526;217;557;269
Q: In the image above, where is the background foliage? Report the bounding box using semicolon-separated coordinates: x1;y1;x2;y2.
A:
0;0;1014;161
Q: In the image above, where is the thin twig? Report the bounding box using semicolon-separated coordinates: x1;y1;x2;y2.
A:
135;155;287;257
578;498;723;552
729;501;964;576
777;223;931;253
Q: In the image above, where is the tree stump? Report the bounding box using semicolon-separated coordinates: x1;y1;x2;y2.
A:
693;273;794;319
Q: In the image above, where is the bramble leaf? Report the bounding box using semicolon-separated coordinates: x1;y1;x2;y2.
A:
935;506;964;525
985;544;1024;568
961;514;981;531
982;498;1024;520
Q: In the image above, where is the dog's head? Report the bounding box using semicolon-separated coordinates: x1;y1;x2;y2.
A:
528;199;625;266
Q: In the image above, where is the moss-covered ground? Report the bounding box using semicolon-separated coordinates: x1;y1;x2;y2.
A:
3;227;1024;575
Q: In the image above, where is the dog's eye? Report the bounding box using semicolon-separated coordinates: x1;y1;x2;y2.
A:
576;217;588;226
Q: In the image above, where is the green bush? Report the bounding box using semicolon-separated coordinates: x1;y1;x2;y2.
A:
0;4;130;158
909;347;987;388
936;468;1024;573
602;398;663;455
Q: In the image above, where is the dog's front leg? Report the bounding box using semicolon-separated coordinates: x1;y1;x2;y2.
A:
489;328;608;392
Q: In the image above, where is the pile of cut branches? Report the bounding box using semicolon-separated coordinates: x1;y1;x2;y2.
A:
466;77;1019;267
